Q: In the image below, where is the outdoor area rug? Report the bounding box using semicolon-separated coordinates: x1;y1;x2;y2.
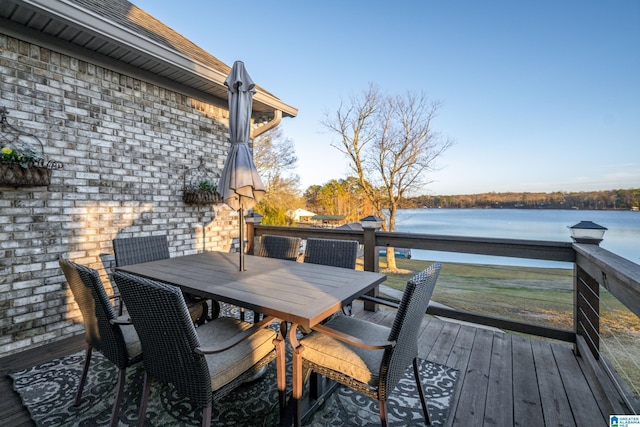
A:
10;349;457;426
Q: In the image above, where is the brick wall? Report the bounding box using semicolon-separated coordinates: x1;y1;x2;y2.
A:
0;34;240;355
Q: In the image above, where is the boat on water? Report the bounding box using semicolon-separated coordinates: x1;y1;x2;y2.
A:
378;247;412;259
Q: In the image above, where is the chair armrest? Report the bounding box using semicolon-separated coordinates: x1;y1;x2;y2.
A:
311;323;396;350
109;315;132;325
195;316;278;355
108;293;123;315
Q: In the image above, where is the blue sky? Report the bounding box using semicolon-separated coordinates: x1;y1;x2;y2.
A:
132;0;639;196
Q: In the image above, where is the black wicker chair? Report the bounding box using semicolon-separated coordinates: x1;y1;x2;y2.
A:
303;238;358;269
255;234;302;261
113;271;284;427
304;238;359;315
290;263;442;427
112;235;218;324
112;235;170;266
59;258;142;427
99;252;123;315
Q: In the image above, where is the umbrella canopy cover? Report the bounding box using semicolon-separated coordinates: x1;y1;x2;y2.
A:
218;61;265;211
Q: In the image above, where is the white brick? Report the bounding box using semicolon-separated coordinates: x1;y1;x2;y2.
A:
1;33;235;357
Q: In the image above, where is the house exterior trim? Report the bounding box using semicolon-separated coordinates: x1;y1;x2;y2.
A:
2;0;298;119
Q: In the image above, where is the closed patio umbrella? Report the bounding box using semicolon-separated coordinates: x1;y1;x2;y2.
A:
218;61;265;271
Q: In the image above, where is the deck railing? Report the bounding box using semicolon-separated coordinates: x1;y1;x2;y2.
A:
572;243;640;413
249;223;640;413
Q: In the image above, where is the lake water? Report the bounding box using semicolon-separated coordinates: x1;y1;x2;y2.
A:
394;209;640;268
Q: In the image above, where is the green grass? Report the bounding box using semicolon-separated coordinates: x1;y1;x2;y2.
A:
362;257;575;328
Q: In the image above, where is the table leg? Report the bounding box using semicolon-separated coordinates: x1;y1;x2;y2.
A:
275;321;287;417
289;323;303;427
280;322;341;427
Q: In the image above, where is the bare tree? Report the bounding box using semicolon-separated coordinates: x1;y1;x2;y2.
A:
322;84;386;217
253;127;301;224
253;127;299;193
323;84;453;271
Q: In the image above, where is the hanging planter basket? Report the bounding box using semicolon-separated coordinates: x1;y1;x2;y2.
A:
0;162;52;187
182;157;221;205
183;188;222;205
0;106;63;188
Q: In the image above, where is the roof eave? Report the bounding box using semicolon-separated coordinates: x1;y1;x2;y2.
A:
15;0;298;118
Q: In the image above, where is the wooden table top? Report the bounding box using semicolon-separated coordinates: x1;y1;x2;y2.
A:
115;251;386;328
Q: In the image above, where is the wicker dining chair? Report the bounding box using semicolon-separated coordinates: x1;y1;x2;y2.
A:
303;238;359;269
112;235;218;323
99;252;123;315
113;271;284;427
290;262;442;427
255;234;302;261
59;258;142;427
304;238;359;315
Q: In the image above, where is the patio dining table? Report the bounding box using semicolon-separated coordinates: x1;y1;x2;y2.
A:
115;250;386;425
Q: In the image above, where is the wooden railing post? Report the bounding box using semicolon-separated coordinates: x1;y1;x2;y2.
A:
362;226;379;312
246;221;255;255
575;264;600;359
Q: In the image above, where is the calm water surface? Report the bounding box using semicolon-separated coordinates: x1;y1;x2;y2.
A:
394;209;640;268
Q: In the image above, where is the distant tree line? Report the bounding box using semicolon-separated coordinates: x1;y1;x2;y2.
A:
304;183;640;218
405;189;640;210
304;177;376;223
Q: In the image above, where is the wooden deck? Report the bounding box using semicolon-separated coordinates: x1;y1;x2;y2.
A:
354;303;614;427
0;334;86;426
0;302;615;426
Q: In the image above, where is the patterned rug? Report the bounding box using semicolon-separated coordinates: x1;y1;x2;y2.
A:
11;348;457;426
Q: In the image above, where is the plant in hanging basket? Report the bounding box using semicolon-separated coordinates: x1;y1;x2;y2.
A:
0;145;52;187
183;180;221;205
2;144;42;167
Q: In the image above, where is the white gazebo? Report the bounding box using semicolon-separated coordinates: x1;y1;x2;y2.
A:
287;208;317;222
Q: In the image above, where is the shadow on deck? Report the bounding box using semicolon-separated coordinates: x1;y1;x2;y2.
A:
0;301;616;426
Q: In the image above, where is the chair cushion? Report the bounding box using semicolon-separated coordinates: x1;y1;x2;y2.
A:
120;323;142;358
300;315;390;386
197;317;277;391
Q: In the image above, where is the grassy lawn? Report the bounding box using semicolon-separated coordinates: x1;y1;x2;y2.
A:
359;256;640;397
362;257;575;329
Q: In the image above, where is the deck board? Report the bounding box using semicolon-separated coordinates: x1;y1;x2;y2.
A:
451;328;493;427
530;339;576;427
444;324;476;372
0;380;32;427
0;334;85;427
417;315;446;357
512;335;544;426
426;320;462;365
484;331;513;427
552;342;606;426
443;325;477;427
0;303;617;426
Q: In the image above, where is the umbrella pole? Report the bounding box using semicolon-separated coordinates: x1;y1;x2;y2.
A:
239;207;245;271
